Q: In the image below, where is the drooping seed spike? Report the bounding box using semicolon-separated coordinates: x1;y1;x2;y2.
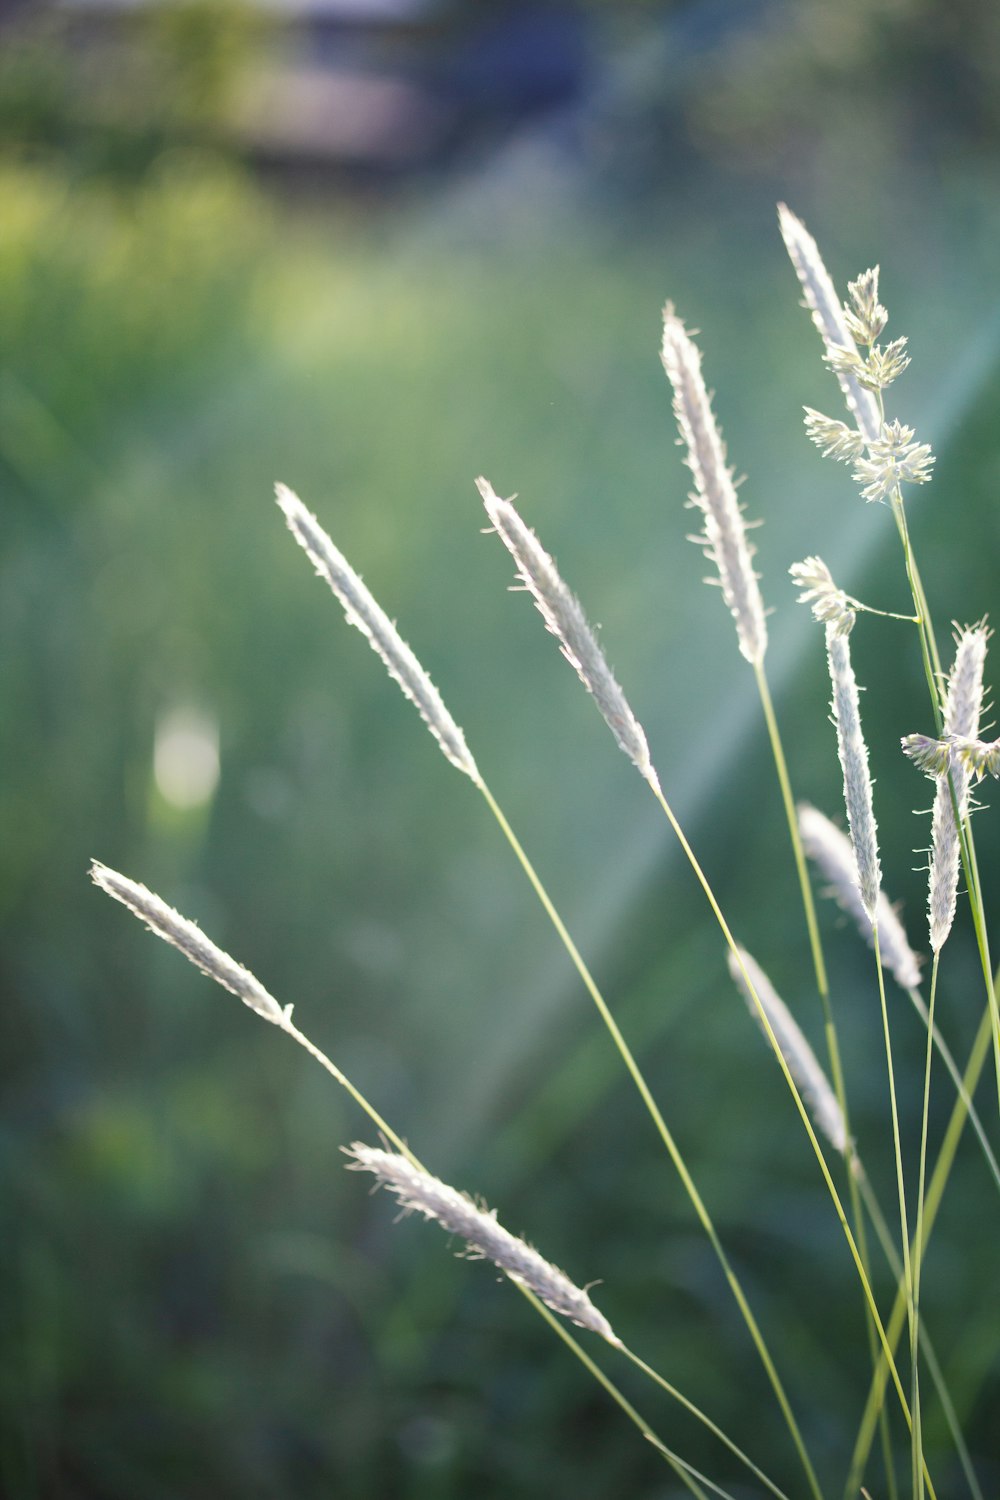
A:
660;306;768;665
90;861;287;1026
346;1143;621;1346
477;477;660;793
797;803;922;992
276;484;481;785
727;946;847;1154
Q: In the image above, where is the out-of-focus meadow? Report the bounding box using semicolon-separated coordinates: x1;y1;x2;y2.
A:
3;2;1000;1495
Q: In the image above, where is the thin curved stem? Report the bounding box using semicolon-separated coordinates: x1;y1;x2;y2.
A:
912;956;942;1500
852;1164;984;1500
620;1345;792;1500
475;776;825;1500
848;982;998;1487
285;1012;737;1498
524;1294;717;1500
903;985;1000;1198
754;663;829;999
646;781;914;1442
282;1017;414;1161
755;660;899;1495
870;927;921;1495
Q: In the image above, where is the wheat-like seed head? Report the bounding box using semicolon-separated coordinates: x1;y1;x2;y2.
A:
660;306;768;666
276;484;481;785
727;946;847;1155
777;204;881;446
346;1143;621;1346
477;477;660;793
826;623;881;921
797;803;922;992
90;862;288;1025
789;556;856;635
927;625;989;952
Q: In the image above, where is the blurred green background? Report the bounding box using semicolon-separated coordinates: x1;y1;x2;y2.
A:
3;1;1000;1496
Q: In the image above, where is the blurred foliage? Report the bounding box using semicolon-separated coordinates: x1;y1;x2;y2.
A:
3;3;1000;1499
0;1;267;182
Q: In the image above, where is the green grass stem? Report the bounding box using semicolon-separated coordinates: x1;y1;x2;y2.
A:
476;776;826;1500
848;984;998;1490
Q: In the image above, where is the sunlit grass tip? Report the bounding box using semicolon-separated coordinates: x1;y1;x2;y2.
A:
777;204;881;445
275;483;481;785
727;946;847;1155
90;861;288;1026
346;1142;621;1347
476;476;660;793
797;803;922;992
826;622;881;921
659;305;768;666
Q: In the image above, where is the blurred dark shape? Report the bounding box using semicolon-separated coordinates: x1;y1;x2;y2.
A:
5;0;1000;201
0;0;593;190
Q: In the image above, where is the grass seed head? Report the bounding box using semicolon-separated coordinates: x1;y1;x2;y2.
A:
90;862;287;1025
777;204;881;445
276;484;481;785
346;1143;621;1346
727;946;847;1155
797;803;922;992
826;624;881;921
477;476;660;793
927;626;988;951
659;306;768;666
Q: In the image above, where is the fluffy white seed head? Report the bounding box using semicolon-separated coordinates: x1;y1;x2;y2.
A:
727;946;847;1154
928;626;988;952
660;306;768;665
276;484;480;785
777;204;881;445
90;862;287;1025
844;267;888;345
477;477;660;792
826;623;881;920
789;556;855;635
851;420;934;505
346;1143;620;1346
797;803;922;992
802;408;867;465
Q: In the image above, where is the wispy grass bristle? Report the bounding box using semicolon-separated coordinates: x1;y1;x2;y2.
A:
90;861;287;1025
727;946;847;1155
777;204;881;445
276;483;481;784
797;805;922;992
659;306;768;666
346;1142;621;1346
477;476;659;792
825;623;881;920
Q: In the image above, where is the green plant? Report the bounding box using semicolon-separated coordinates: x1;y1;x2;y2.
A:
93;206;999;1498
